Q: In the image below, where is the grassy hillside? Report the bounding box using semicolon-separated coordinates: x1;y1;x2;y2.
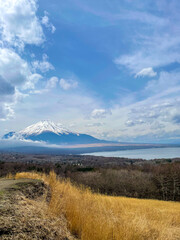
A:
15;171;180;240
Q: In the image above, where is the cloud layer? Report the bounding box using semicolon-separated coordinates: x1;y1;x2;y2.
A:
0;0;55;121
0;0;44;48
135;67;157;78
1;0;180;143
59;78;78;90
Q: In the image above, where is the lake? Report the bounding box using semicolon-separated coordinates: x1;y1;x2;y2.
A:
82;147;180;160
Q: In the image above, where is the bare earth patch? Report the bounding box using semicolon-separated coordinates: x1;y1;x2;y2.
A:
0;179;77;240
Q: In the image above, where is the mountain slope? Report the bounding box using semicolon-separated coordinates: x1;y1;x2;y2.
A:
3;120;106;145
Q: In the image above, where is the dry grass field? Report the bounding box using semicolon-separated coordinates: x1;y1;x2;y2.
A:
15;171;180;240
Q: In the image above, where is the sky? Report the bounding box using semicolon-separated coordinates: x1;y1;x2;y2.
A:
0;0;180;143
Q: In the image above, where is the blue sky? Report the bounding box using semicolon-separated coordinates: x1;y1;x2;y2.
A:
0;0;180;143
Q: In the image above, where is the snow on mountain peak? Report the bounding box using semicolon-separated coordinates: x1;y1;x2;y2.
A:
19;120;71;136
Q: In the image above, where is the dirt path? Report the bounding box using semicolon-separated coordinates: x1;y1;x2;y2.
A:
0;178;38;191
0;178;77;240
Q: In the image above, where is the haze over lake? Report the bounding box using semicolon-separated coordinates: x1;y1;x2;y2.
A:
83;147;180;160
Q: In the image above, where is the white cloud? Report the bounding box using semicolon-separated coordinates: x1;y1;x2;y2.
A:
29;76;58;95
0;103;14;121
72;2;167;27
0;48;42;120
3;88;103;135
0;48;30;86
46;76;58;89
24;73;42;90
0;88;27;121
41;11;56;33
122;98;180;136
102;75;180;141
0;48;42;89
32;54;54;73
145;71;180;94
91;108;109;119
114;31;180;74
0;0;44;47
86;122;104;127
77;70;180;141
0;0;55;122
2;69;180;142
135;67;157;78
59;78;78;90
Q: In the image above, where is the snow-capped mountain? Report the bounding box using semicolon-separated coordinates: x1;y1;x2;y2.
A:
3;120;105;145
19;120;71;136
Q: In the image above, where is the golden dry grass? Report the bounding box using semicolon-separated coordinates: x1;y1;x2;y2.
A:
15;171;180;240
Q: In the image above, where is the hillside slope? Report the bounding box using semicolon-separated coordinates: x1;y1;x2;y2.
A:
0;178;77;240
15;171;180;240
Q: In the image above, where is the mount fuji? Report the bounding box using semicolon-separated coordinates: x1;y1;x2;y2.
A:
3;120;107;145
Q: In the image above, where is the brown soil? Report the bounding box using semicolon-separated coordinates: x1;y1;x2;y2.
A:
0;179;77;240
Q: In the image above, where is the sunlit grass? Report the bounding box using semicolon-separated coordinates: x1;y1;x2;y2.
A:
15;171;180;240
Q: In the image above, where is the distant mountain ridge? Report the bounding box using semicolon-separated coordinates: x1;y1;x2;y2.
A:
3;120;108;145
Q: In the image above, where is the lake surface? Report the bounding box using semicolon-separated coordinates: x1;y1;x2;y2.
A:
82;147;180;160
